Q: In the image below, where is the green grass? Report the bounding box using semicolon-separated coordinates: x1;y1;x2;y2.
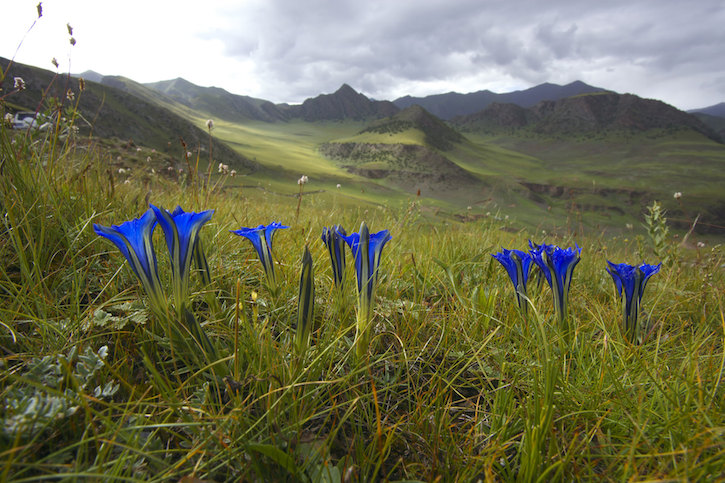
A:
1;88;724;482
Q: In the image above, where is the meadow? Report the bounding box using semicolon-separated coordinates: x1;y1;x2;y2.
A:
1;84;724;483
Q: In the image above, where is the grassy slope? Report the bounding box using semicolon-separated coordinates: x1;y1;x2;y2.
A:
471;131;725;234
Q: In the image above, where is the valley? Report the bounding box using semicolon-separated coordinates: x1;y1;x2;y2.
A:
3;56;724;236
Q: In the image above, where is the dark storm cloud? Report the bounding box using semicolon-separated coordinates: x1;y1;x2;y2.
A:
207;0;725;107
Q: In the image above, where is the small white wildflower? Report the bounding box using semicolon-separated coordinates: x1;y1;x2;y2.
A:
146;156;151;162
116;156;122;161
66;89;75;101
151;168;156;174
218;163;229;174
118;168;126;174
13;77;26;90
298;175;309;185
504;215;509;220
697;241;706;249
206;119;214;130
626;223;633;230
230;169;237;177
486;212;491;216
136;147;142;152
674;192;682;200
3;113;13;124
123;179;131;185
336;183;341;189
186;151;193;158
467;206;472;211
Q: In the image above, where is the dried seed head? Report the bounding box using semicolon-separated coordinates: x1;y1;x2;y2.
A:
13;77;26;90
51;57;59;68
206;119;214;130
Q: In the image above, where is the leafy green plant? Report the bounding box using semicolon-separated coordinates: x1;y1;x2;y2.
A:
643;200;671;263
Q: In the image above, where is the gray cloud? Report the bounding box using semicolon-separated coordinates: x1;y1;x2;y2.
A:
204;0;725;109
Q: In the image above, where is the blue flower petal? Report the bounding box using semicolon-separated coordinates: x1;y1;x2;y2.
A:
340;224;391;301
151;205;213;283
93;208;161;299
493;248;532;310
231;222;288;287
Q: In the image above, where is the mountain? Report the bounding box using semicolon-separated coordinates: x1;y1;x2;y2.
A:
688;102;725;118
1;57;256;172
454;92;722;142
77;70;104;83
360;104;464;150
287;84;399;121
146;78;287;122
394;81;608;119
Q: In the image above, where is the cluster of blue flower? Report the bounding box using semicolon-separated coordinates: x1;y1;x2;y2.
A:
93;206;214;319
94;208;392;358
493;242;660;343
322;223;392;359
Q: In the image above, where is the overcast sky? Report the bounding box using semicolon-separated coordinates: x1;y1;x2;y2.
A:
2;0;724;110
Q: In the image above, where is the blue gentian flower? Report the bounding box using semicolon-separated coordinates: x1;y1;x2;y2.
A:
339;222;391;359
93;209;165;311
529;241;581;329
321;225;347;290
492;248;532;313
231;222;288;292
151;205;214;310
606;261;661;343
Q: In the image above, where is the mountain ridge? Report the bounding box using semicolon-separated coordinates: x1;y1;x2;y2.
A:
393;81;610;119
453;92;722;143
688;102;725;118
